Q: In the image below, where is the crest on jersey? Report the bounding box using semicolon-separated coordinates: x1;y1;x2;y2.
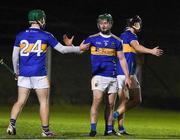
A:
111;42;115;47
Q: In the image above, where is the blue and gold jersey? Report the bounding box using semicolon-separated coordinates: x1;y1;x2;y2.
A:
84;33;122;77
14;28;59;76
117;30;138;75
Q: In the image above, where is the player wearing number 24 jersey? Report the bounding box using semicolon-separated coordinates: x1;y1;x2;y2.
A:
7;9;89;137
14;28;60;76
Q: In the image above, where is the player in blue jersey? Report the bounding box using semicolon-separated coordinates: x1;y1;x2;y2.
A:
6;9;89;137
113;15;163;135
83;14;131;137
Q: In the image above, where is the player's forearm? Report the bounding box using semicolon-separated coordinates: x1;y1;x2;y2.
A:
12;46;19;74
134;44;152;54
119;57;129;77
54;43;81;54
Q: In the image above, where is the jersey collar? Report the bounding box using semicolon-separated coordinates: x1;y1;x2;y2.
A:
99;32;111;38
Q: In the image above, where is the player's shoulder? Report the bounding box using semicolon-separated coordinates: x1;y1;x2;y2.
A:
89;33;100;38
111;33;122;41
126;29;136;36
42;30;52;35
15;29;29;40
16;29;27;37
36;29;52;36
121;29;135;38
39;30;56;39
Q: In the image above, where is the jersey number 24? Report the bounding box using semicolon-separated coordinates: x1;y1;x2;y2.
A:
20;40;44;56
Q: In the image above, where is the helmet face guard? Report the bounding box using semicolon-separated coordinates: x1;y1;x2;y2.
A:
28;9;46;28
97;13;113;33
127;15;142;31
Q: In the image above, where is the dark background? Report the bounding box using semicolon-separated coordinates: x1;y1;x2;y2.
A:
0;0;179;109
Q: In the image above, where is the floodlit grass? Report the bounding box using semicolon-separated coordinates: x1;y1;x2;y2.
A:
1;104;180;139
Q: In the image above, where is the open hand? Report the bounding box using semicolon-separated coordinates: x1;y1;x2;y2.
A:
152;46;163;56
63;34;74;46
79;40;90;52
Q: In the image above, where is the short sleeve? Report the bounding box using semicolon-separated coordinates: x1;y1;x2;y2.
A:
116;39;123;52
128;33;138;44
84;37;92;44
47;33;59;48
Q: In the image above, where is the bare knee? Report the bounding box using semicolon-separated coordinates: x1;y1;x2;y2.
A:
91;96;102;114
14;100;26;109
105;100;115;112
92;95;103;106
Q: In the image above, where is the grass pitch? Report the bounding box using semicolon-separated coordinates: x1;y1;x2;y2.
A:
1;104;180;139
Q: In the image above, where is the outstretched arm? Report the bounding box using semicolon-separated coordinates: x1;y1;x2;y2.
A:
131;40;163;56
54;42;80;54
55;34;89;54
54;42;89;54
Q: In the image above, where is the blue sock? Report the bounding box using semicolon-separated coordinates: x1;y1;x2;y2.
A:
113;111;120;119
107;125;113;133
90;123;96;131
119;126;125;133
42;125;49;132
10;118;16;128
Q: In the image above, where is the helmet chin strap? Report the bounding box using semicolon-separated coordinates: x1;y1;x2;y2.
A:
132;22;141;30
37;20;46;29
132;25;141;30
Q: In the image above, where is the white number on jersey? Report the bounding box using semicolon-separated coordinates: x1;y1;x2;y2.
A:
20;40;43;56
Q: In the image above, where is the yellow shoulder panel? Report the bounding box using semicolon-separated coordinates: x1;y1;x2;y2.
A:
89;33;100;38
111;34;122;41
